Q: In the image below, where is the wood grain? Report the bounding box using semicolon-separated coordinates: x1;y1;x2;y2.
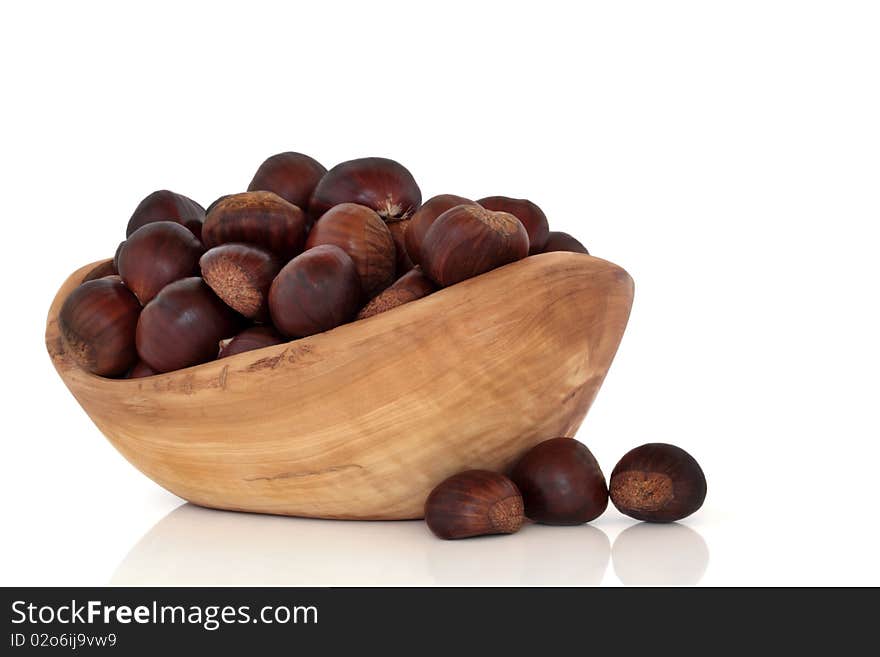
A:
46;253;634;519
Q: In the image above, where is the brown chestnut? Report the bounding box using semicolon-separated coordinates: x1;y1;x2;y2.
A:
200;244;281;321
136;277;241;372
126;190;206;240
113;241;126;272
421;204;529;287
609;444;707;523
58;277;141;377
357;268;436;320
309;157;421;223
405;194;477;266
510;438;608;525
387;219;414;274
425;470;524;540
118;221;204;304
268;245;362;338
126;359;159;379
202;191;308;259
304;203;396;297
543;231;589;255
478;196;550;254
81;260;118;282
218;325;285;358
247;151;327;210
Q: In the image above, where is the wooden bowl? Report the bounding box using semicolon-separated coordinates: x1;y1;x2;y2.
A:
46;253;634;520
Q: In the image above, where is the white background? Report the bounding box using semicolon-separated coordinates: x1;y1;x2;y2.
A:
1;1;878;586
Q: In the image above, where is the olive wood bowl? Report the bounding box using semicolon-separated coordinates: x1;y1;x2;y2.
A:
46;253;633;519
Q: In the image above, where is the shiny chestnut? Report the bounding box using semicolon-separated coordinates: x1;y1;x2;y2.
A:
58;277;141;377
609;444;707;523
425;470;524;540
309;157;421;223
136;277;241;372
543;231;589;255
405;194;477;266
421;204;529;287
510;438;608;525
478;196;550;254
126;190;206;240
218;326;286;358
247;151;327;211
117;221;204;304
200;243;281;321
304;203;396;297
268;245;362;338
357;268;436;320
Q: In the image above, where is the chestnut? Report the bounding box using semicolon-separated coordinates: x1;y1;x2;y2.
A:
118;221;204;304
126;190;206;240
247;151;327;210
304;203;396;297
609;444;707;523
202;191;307;259
218;325;285;358
309;157;421;223
136;277;241;373
268;245;362;338
113;241;126;272
420;204;529;287
200;244;281;321
477;196;550;254
126;359;159;379
58;277;141;377
357;268;436;320
405;194;477;266
81;260;118;282
387;219;414;274
425;470;524;540
510;438;608;525
543;231;589;255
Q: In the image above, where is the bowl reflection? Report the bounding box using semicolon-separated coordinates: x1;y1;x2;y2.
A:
111;503;611;586
611;522;709;585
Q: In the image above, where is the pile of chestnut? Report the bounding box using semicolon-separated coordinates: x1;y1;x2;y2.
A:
58;152;590;378
426;441;707;539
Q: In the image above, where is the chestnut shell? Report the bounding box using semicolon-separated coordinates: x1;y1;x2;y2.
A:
247;151;327;211
200;243;281;322
543;231;589;255
477;196;550;255
59;277;141;377
304;203;396;298
309;157;421;223
268;244;363;338
202;191;308;259
425;470;524;540
357;268;436;320
510;438;608;525
609;443;707;523
126;190;206;240
405;194;477;266
118;221;204;304
421;204;529;287
136;277;241;373
219;325;286;358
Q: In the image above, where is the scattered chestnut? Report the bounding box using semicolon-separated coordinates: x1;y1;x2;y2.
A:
357;268;437;320
421;204;529;287
126;190;206;240
510;438;608;525
200;244;281;321
118;221;204;304
58;277;141;377
202;191;308;259
304;203;396;297
543;230;589;255
309;157;421;223
609;444;707;523
218;325;285;358
268;245;362;338
126;359;159;379
425;470;524;540
136;277;242;372
405;194;477;266
387;219;414;274
478;196;550;254
247;151;327;211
